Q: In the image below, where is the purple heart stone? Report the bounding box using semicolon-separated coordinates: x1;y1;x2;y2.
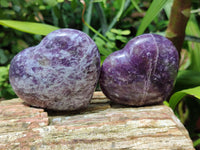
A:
100;34;179;106
9;29;100;111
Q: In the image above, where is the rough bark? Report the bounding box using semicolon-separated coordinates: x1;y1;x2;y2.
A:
0;92;194;149
166;0;191;54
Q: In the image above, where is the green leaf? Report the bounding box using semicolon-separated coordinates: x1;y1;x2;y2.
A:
102;0;107;7
130;0;142;13
95;37;106;45
57;0;64;3
0;49;8;64
163;101;169;107
107;0;126;31
169;86;200;110
100;55;107;66
110;28;131;35
186;14;200;72
0;20;60;35
0;65;9;83
106;42;116;49
44;0;57;7
174;70;200;92
71;0;78;10
193;138;200;147
136;0;168;36
163;0;173;18
120;30;131;35
83;0;94;34
95;37;113;56
94;3;108;35
116;35;128;43
113;0;123;10
98;46;112;56
0;0;9;7
106;32;116;40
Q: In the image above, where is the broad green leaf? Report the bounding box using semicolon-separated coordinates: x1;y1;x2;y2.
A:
0;0;9;7
136;0;168;36
169;86;200;110
0;20;60;35
186;14;200;72
174;70;200;92
194;138;200;147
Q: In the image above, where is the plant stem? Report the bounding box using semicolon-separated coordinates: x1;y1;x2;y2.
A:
130;0;142;13
80;0;109;43
166;0;191;54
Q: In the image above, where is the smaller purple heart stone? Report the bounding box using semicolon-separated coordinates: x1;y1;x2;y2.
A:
100;34;179;106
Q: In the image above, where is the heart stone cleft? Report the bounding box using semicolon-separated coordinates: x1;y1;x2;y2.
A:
100;34;179;106
9;29;100;111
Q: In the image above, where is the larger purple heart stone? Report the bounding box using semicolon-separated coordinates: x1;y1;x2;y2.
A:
9;29;100;111
100;34;179;106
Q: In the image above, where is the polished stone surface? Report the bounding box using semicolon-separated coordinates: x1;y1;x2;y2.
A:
9;29;100;111
100;34;179;106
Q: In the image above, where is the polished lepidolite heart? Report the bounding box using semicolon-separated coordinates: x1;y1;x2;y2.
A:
9;29;100;111
100;34;179;106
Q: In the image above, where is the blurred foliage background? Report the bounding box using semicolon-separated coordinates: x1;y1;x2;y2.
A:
0;0;200;148
0;0;166;99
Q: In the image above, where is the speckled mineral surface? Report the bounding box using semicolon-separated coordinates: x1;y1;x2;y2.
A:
100;34;179;106
9;29;100;111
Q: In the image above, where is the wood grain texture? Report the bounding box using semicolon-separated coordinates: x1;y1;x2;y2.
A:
0;92;194;150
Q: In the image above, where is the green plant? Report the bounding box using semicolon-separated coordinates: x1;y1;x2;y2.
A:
1;0;200;147
94;28;131;64
164;1;200;148
0;20;59;35
0;65;16;99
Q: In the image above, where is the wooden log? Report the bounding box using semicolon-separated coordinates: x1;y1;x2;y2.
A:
0;92;194;150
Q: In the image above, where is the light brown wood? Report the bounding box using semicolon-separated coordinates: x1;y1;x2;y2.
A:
0;92;194;150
